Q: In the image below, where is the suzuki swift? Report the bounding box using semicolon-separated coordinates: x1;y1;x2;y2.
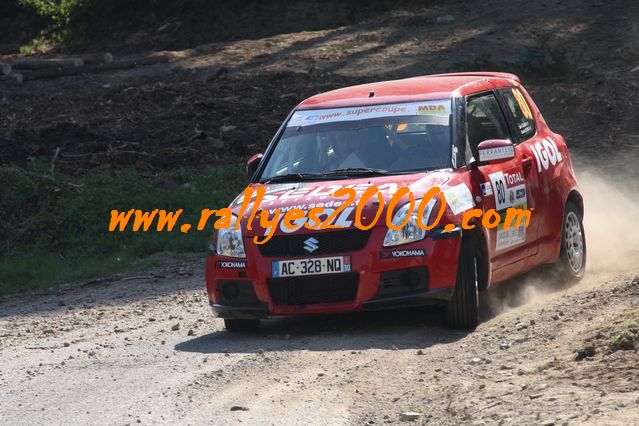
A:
205;72;586;331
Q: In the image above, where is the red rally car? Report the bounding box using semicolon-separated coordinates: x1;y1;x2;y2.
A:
205;72;586;331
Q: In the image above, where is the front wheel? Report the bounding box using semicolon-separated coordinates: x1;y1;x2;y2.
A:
557;202;586;281
224;318;260;332
446;237;479;329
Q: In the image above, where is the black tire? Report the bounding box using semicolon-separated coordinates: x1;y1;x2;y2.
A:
446;237;479;329
557;201;586;282
224;318;260;332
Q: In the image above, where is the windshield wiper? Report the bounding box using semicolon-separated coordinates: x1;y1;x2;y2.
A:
260;173;322;184
322;167;390;176
262;168;390;183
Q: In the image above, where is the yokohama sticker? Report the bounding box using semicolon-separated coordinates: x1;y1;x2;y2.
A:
380;249;425;259
216;261;247;269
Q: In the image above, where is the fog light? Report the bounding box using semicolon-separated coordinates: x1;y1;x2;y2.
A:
221;282;240;300
400;270;421;288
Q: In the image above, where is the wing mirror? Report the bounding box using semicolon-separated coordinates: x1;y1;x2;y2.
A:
246;153;263;180
476;139;515;164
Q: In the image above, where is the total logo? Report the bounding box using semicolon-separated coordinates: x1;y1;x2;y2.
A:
505;171;524;185
531;138;563;172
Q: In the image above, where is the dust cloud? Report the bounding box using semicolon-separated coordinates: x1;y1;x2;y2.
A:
578;166;639;274
483;153;639;314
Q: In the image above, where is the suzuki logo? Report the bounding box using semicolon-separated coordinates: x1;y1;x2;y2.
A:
303;237;319;253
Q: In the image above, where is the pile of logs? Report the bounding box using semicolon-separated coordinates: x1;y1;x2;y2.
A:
1;51;171;84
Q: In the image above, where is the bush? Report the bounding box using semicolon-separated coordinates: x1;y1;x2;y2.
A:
18;0;129;43
0;162;245;292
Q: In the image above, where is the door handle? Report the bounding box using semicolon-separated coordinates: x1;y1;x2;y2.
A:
522;156;533;174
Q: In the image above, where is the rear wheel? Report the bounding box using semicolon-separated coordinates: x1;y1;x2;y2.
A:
557;202;586;281
224;318;260;332
446;237;479;329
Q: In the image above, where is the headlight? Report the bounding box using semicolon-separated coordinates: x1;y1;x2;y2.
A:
215;215;246;258
383;199;436;247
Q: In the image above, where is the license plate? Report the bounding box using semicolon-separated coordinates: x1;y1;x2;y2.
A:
272;256;351;278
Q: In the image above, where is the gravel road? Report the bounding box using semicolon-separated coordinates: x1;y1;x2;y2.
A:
2;164;639;425
1;253;638;425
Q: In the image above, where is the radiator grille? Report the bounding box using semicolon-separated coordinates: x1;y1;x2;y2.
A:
267;273;359;306
258;230;370;257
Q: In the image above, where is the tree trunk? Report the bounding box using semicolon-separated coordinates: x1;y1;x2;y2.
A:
22;54;171;81
0;43;20;55
12;58;84;70
0;62;11;75
76;52;114;64
0;72;24;84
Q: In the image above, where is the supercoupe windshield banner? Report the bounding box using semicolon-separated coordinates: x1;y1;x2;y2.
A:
287;100;451;127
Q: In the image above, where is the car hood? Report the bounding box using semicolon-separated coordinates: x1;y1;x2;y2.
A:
230;171;452;236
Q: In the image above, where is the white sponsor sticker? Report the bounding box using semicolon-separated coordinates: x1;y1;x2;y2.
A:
488;171;527;211
478;145;515;162
496;224;526;251
489;169;528;250
287;100;451;127
444;183;474;215
480;182;493;196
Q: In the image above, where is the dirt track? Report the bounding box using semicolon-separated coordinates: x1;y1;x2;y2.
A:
1;161;639;424
1;232;638;425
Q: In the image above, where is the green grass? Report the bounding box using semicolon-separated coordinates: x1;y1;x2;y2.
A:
0;251;157;294
576;309;639;360
608;313;639;351
0;162;246;294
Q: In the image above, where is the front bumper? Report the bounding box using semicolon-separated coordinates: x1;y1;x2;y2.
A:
210;302;269;319
210;287;454;319
205;226;462;318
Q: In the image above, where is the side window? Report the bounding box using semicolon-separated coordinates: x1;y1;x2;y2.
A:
465;93;510;161
501;87;536;140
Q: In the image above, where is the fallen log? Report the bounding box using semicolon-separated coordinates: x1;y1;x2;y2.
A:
12;57;84;70
0;72;23;84
0;43;20;55
42;52;113;64
4;166;83;192
50;146;61;173
78;52;114;64
0;62;11;75
22;54;171;81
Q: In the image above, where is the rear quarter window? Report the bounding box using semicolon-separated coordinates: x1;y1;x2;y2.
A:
501;87;536;141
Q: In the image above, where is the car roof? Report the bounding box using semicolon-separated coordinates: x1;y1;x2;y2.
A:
297;72;519;110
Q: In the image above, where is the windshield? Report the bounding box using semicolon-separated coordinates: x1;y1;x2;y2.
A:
259;100;452;182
